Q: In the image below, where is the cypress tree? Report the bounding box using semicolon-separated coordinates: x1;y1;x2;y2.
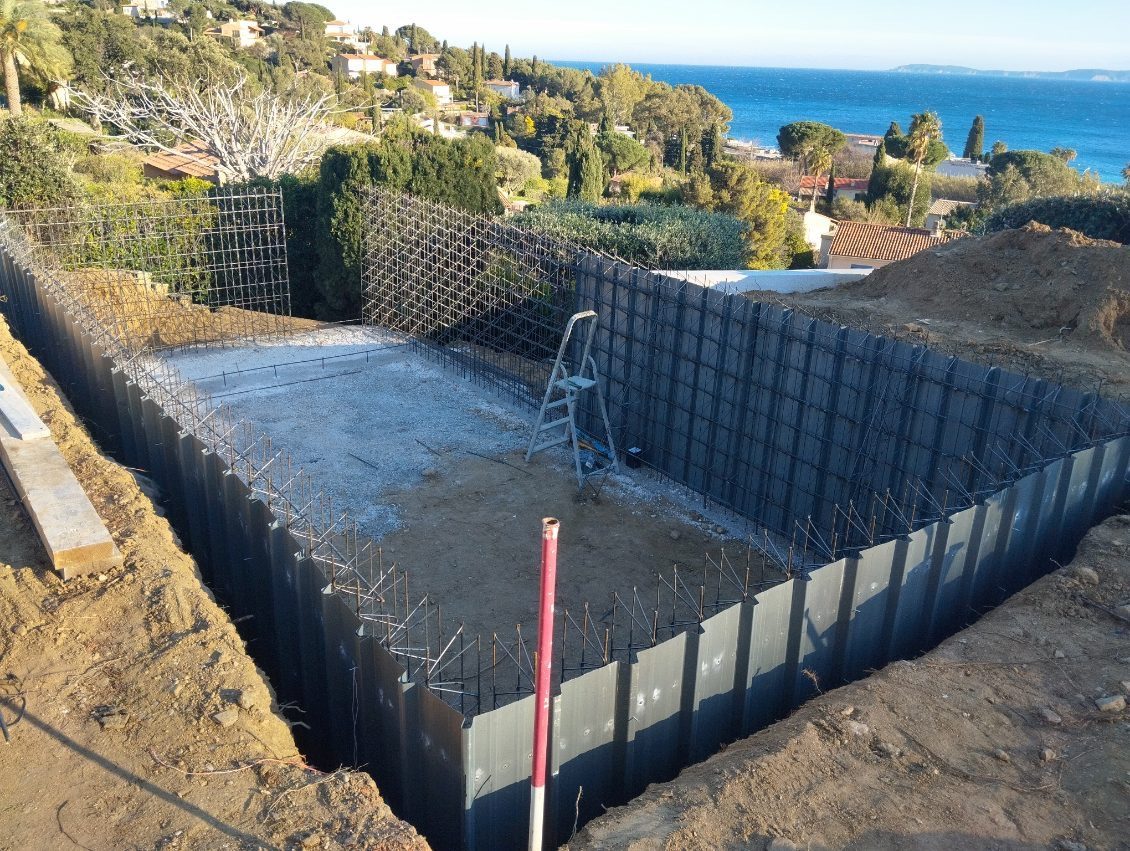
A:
504;44;511;78
679;127;688;175
703;122;724;168
963;115;985;161
825;164;836;207
868;139;888;201
531;55;539;75
472;41;481;86
567;137;604;202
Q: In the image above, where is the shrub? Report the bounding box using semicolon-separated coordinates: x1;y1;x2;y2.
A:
513;201;748;269
983;193;1130;243
0;117;78;210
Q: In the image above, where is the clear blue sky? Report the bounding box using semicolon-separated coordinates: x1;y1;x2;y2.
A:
329;0;1130;71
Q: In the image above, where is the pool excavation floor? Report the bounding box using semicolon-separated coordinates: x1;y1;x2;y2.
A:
162;327;772;650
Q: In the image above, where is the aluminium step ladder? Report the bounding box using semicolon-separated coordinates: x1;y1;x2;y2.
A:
525;310;619;492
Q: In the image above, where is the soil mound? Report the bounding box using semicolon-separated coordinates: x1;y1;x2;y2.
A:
843;223;1130;351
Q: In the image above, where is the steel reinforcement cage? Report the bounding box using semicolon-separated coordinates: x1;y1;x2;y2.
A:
2;187;1129;851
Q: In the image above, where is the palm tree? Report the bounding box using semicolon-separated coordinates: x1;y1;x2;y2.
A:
1122;162;1130;187
904;111;941;227
1;0;71;118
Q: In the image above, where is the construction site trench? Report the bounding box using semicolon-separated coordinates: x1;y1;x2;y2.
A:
1;189;1127;850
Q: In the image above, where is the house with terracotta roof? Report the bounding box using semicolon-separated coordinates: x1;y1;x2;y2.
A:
204;19;263;48
820;220;963;270
925;198;975;231
409;53;440;77
330;54;398;80
798;175;869;203
412;77;452;105
484;79;520;99
142;141;224;185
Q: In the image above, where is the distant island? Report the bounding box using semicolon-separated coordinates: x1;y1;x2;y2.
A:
892;64;1130;82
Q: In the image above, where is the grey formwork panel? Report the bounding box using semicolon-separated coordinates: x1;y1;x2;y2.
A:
125;379;149;475
176;433;210;573
268;522;305;705
839;537;906;682
412;687;465;851
140;396;169;488
202;450;234;601
1060;446;1099;553
964;491;1009;618
622;631;692;798
160;413;188;533
922;513;972;647
364;640;412;815
1094;437;1130;512
463;693;535;851
740;578;801;734
686;601;744;762
247;497;280;678
110;369;139;468
295;556;333;761
999;465;1053;595
887;525;943;661
320;588;364;767
792;561;846;705
222;470;253;619
548;662;624;847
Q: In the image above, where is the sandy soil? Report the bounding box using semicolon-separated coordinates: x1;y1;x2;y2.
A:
756;225;1130;395
570;515;1130;851
0;315;425;851
163;329;772;645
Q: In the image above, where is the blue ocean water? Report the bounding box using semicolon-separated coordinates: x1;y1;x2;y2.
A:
556;62;1130;183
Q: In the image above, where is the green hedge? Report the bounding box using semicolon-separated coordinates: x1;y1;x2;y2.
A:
512;201;747;269
983;193;1130;244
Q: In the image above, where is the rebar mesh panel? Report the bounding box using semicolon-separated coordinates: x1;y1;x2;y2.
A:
6;188;292;354
361;188;578;405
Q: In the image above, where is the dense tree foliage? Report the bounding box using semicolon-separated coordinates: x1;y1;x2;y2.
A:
979;149;1087;210
679;160;792;268
0;116;77;208
269;127;501;319
514;201;747;269
1;0;71;115
494;145;540;194
963;115;984;161
983;193;1130;243
595;130;648;177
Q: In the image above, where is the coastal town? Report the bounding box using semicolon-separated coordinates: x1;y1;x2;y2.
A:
1;1;1128;850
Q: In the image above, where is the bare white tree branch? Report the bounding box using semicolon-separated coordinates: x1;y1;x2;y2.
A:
69;73;337;182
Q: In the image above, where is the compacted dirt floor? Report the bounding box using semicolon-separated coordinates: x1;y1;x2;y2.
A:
0;316;426;851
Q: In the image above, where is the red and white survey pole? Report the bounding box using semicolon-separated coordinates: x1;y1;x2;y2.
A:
528;517;559;851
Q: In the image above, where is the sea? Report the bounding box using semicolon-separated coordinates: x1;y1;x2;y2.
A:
556;62;1130;183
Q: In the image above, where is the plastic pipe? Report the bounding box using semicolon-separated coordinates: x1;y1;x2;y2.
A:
528;517;559;851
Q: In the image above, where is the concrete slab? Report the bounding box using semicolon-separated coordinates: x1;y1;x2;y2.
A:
0;359;50;440
0;354;122;579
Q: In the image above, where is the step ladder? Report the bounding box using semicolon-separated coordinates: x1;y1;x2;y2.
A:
526;310;619;492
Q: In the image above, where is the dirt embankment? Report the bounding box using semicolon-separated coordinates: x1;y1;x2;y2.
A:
570;515;1130;851
0;315;427;851
772;224;1130;393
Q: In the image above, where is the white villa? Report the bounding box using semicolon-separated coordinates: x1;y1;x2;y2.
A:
121;0;174;22
330;54;398;79
484;79;520;99
204;19;264;48
413;78;453;105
